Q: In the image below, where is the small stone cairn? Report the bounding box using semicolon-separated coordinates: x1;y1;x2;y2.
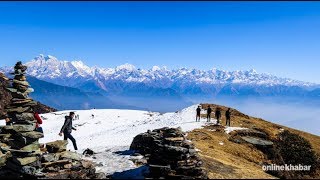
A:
0;61;103;179
130;127;208;179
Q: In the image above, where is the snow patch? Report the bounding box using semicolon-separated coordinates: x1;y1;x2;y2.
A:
224;127;248;134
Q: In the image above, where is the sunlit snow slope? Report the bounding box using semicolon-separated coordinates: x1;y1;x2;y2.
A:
38;104;213;175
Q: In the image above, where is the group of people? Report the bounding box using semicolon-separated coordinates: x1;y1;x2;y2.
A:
74;114;80;120
196;105;231;126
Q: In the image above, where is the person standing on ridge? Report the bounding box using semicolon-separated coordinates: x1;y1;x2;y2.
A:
59;112;78;150
207;105;212;122
225;108;231;126
196;106;201;122
215;108;222;125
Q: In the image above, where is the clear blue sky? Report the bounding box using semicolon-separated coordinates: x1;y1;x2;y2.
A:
0;2;320;83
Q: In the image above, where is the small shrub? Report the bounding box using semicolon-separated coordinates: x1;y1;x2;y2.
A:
275;130;319;178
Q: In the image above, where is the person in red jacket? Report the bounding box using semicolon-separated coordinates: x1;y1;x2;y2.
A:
33;110;43;135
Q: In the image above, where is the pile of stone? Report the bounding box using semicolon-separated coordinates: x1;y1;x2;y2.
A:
130;127;208;179
0;62;103;179
4;61;37;124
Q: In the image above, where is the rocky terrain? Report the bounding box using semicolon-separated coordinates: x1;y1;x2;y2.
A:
0;62;101;179
185;103;320;179
130;127;208;179
0;72;56;119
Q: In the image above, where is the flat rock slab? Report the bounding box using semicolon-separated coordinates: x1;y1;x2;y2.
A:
232;129;267;139
57;151;81;161
0;134;11;138
165;137;184;142
46;140;68;153
12;79;30;86
3;124;36;132
21;131;44;139
12;156;38;166
1;147;33;153
42;160;71;168
21;142;40;152
0;148;34;158
241;136;273;146
5;106;31;113
13;113;35;122
42;153;60;162
11;98;32;104
21;101;37;107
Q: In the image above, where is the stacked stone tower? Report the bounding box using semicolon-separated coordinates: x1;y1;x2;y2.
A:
0;62;102;179
0;61;44;177
5;61;39;126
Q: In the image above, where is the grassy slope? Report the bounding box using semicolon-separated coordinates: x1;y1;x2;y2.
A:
187;103;320;179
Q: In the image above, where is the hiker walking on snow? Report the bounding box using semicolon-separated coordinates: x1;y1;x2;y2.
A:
59;112;78;150
196;106;201;122
225;108;231;126
215;108;221;125
207;106;212;122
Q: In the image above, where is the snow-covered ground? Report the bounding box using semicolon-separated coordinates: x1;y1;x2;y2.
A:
0;104;249;175
37;104;214;175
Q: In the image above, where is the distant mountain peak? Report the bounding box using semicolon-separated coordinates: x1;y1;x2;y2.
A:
152;66;161;71
249;69;257;74
115;63;136;71
35;54;58;61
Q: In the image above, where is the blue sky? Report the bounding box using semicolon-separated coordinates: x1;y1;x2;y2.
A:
0;2;320;83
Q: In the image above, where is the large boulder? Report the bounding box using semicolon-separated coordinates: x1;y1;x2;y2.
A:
241;136;273;147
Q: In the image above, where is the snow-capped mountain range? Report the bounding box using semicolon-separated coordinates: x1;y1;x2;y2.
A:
1;54;320;111
1;54;316;88
21;54;315;87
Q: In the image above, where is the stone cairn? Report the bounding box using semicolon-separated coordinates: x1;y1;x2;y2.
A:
0;62;102;179
130;127;208;179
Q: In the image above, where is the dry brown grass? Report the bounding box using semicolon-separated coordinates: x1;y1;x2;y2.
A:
187;103;320;179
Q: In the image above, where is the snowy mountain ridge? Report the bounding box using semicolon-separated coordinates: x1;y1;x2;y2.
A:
0;54;316;88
